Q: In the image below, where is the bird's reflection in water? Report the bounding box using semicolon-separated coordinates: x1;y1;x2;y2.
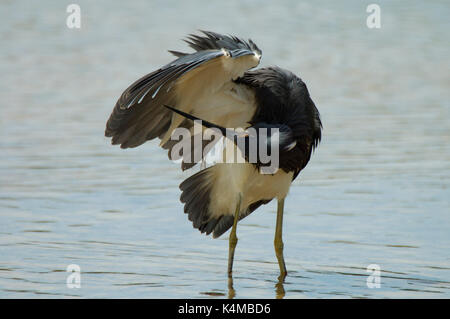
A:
275;275;286;299
228;277;236;299
227;274;286;299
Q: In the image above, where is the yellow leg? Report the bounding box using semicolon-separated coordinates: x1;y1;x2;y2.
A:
274;198;287;279
227;277;235;299
227;194;242;278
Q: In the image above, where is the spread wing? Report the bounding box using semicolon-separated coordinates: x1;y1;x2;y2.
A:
105;31;262;169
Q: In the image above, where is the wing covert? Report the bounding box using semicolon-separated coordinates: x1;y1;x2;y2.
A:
105;31;262;157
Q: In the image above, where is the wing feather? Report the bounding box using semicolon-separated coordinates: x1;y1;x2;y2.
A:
105;31;262;170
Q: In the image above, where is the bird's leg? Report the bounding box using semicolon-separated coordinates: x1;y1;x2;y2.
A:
274;198;287;279
227;277;236;299
227;194;242;278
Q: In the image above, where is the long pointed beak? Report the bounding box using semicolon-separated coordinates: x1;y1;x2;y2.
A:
164;105;229;136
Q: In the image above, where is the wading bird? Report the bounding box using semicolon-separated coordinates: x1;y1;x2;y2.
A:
105;31;322;281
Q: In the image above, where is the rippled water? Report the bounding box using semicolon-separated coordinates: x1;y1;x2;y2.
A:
1;1;449;298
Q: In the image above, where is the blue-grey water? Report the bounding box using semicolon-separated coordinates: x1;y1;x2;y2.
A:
0;0;449;298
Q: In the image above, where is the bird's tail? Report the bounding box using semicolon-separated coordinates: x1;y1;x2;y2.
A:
179;165;273;238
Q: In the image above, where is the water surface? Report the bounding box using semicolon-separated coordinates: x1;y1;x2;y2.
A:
0;0;449;298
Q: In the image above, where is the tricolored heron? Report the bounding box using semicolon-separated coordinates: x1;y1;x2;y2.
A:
105;31;322;282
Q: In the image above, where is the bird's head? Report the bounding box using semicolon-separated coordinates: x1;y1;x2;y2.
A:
244;67;322;150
